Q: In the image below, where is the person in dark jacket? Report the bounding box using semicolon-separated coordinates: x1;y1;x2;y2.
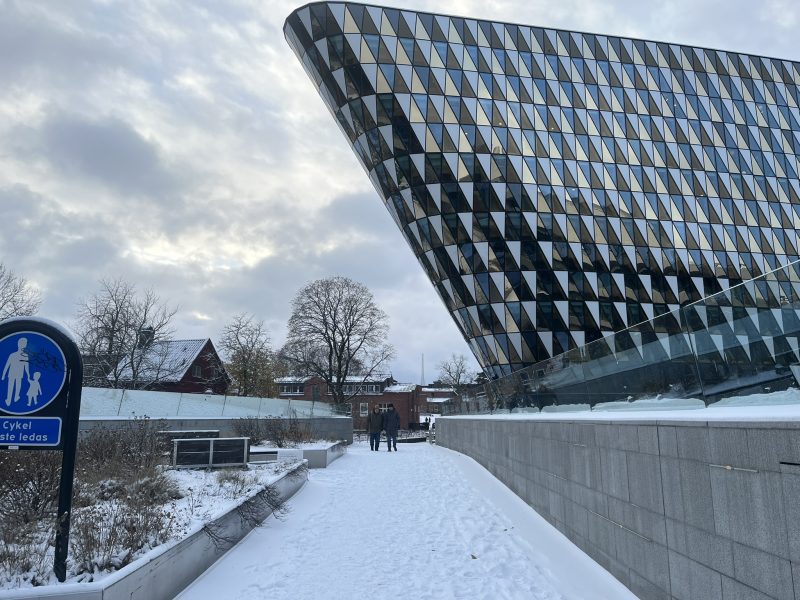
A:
383;403;400;451
366;406;384;451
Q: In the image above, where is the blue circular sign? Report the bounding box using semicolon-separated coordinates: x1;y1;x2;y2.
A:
0;331;67;415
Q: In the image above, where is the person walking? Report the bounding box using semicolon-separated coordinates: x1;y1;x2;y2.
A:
366;406;384;451
383;403;400;452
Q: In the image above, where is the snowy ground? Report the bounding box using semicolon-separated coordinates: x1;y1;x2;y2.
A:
177;443;635;600
164;461;304;539
250;442;333;451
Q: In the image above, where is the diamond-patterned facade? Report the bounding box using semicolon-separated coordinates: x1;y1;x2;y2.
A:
285;3;800;379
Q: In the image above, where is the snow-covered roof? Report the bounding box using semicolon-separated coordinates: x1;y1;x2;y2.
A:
426;397;452;403
276;374;393;384
342;373;391;383
422;387;456;393
275;376;311;384
115;339;209;383
385;383;417;393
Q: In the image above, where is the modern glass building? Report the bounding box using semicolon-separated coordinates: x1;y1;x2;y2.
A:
285;3;800;381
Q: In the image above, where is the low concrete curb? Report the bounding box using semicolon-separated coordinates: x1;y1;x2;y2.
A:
302;440;347;468
0;462;309;600
250;441;347;469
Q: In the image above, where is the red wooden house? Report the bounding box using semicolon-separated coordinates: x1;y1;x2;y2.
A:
114;338;230;394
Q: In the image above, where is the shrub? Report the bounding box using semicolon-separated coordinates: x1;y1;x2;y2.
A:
263;419;290;447
285;415;313;445
77;417;168;482
0;451;61;525
264;415;313;448
128;474;181;505
0;424;177;583
0;521;53;587
234;414;314;447
66;419;180;578
69;491;173;576
232;417;268;444
215;469;255;498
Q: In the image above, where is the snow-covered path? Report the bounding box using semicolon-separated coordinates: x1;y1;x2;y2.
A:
178;443;636;600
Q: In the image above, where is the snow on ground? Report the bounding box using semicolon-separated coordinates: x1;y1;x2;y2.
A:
178;443;635;600
250;442;332;451
164;461;304;540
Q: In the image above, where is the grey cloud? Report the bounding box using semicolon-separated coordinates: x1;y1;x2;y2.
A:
0;185;124;328
0;2;133;83
313;234;422;290
35;113;181;198
314;191;388;231
0;185;121;273
182;217;427;326
47;236;120;275
0;185;44;243
207;254;331;322
290;190;431;294
378;281;479;380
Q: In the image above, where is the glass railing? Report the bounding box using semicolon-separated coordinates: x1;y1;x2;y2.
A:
445;258;800;414
79;387;352;419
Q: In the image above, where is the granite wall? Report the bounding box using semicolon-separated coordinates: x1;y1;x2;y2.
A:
438;416;800;600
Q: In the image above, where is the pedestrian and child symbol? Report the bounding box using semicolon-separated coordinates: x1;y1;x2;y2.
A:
0;332;66;415
27;372;43;406
2;338;43;407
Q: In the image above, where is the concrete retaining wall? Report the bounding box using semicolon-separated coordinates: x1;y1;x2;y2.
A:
79;416;353;444
0;463;308;600
438;416;800;600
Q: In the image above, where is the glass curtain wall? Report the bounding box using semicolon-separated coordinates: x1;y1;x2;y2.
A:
447;258;800;413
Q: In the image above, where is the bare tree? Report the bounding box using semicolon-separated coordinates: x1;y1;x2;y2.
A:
219;313;280;397
436;353;478;397
0;263;41;320
282;276;394;404
74;278;179;389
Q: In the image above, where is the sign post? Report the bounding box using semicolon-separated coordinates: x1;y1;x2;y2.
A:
0;317;83;582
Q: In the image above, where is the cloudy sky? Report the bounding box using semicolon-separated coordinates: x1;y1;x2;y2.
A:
1;0;799;383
